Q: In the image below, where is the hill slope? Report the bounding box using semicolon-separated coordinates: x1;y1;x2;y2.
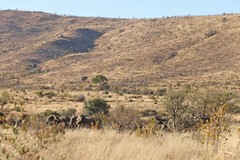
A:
0;10;240;91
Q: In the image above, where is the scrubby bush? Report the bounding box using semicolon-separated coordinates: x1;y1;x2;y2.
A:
74;95;85;102
92;75;110;91
0;91;10;110
163;87;236;131
92;75;108;84
205;30;218;37
100;82;110;91
155;88;167;96
36;90;44;98
36;90;56;99
198;104;231;152
110;105;140;133
60;108;77;117
38;109;60;120
164;89;187;131
84;98;110;116
81;75;88;82
44;90;56;99
141;109;158;117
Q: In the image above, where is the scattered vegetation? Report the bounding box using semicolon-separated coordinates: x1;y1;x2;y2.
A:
84;98;110;116
36;90;56;99
0;91;10;110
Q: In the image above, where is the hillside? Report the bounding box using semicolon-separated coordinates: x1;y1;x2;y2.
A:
0;10;240;91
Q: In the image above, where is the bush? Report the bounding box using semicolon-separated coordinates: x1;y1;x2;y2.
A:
205;30;218;37
92;75;108;84
36;90;56;99
84;98;110;116
38;109;60;118
44;91;56;99
100;82;110;91
74;95;85;102
81;75;88;82
164;89;187;131
60;108;77;117
141;109;158;117
36;90;44;98
155;88;167;96
110;105;140;133
0;91;10;110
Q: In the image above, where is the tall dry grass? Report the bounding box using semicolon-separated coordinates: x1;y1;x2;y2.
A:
41;129;240;160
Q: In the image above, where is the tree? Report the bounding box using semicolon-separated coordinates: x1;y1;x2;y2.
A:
0;91;10;111
186;89;235;120
84;98;110;116
92;75;110;91
110;105;140;133
164;89;187;131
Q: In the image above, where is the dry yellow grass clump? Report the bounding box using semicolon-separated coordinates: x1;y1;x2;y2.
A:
42;129;240;160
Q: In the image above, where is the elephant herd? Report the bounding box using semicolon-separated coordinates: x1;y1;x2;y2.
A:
0;111;102;130
46;114;102;129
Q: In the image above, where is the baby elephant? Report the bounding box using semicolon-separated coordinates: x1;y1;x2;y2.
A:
58;116;71;127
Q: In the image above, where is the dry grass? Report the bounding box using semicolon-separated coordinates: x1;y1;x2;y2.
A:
41;129;240;160
0;10;240;91
1;89;162;115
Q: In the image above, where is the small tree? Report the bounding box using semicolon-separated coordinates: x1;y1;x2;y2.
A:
110;105;140;133
84;98;110;116
164;89;187;131
92;75;110;91
0;91;10;111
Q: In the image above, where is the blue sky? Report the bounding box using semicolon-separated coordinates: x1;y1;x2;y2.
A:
0;0;240;18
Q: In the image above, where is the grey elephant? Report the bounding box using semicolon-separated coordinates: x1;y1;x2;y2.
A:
77;115;96;128
58;115;71;127
47;115;61;125
69;115;81;128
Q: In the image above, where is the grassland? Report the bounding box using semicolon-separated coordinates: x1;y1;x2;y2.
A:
0;10;240;92
1;10;240;160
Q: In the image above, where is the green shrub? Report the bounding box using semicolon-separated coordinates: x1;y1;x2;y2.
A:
92;75;108;84
84;98;110;116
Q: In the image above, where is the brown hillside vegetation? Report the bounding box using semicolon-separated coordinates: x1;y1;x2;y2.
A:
0;10;240;91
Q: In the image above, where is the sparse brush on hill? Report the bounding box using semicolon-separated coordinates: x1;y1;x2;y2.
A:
0;10;240;90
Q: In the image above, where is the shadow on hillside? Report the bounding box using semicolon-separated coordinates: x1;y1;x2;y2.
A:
37;29;103;59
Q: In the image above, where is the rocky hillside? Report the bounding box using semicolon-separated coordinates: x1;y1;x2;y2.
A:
0;10;240;91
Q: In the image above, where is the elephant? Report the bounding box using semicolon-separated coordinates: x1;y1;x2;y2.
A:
154;114;169;129
77;115;102;128
5;112;29;127
47;115;61;125
69;115;80;128
58;116;70;127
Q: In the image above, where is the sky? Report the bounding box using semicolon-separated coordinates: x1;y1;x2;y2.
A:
0;0;240;18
